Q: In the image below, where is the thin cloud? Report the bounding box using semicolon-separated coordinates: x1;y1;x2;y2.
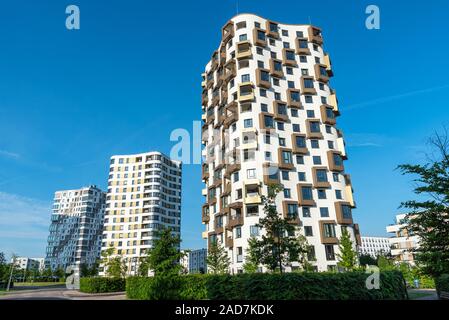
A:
345;84;449;111
348;142;383;148
0;149;20;159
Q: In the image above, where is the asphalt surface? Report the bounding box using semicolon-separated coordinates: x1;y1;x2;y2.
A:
0;286;126;300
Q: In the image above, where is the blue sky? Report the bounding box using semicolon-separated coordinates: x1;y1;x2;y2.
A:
0;0;448;259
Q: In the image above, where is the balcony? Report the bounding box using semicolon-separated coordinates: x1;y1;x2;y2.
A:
323;54;333;77
220;87;228;105
201;161;209;176
219;44;227;66
329;91;340;115
344;174;356;208
238;82;255;102
253;28;267;47
263;163;280;184
241;128;258;149
223;101;239;128
319;220;338;244
201;73;207;88
269;58;284;78
210;51;219;71
224;162;241;178
282;201;301;225
308;26;323;45
256;68;271;89
278;148;294;170
273;101;289;122
337;132;347;160
320;105;336;125
265;20;279;38
291;134;308;154
211;89;220;107
224;60;236;82
312;167;331;188
306;119;323;139
295;37;311;55
225;236;234;248
297;183;316;207
258;112;276;131
301;76;317;95
335;202;353;225
327;150;344;172
245;183;262;204
353;223;362;246
287;89;302;108
282;48;297;67
314;64;329;83
236;41;252;60
222;21;234;43
202;204;210;223
201;90;209;106
227;214;244;229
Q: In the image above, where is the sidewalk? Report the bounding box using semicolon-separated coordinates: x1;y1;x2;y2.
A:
63;290;127;300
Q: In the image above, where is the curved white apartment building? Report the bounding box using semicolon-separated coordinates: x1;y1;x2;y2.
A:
201;14;361;273
100;151;182;276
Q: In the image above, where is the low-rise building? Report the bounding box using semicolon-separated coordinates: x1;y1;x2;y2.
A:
13;257;45;271
386;214;419;265
359;237;390;258
180;249;207;274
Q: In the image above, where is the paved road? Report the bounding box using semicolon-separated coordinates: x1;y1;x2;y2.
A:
0;286;126;300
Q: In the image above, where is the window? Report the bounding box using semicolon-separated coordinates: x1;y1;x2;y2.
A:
296;31;304;37
286;67;293;75
264;134;271;144
239;60;249;69
250;225;259;236
291;109;299;117
277;122;284;130
287;81;295;88
296;155;304;164
282;150;293;164
265;151;272;161
247;169;256;179
246;205;259;216
307;246;316;261
269;22;278;33
239;34;247;41
273;60;282;72
256;47;263;55
309;121;321;133
236;21;246;29
335;190;342;199
293;124;300;132
316;169;328;182
260;89;267;97
237;247;243;262
260;69;270;82
332;173;339;182
302;207;311;217
325;245;335;261
311;140;319;148
305;95;313;103
283;41;290;48
282;30;289;36
243;118;253;128
233;172;239;182
333;153;343;167
282;170;289;180
299;55;307;63
235;227;242;238
254;22;261;28
320;207;329;217
241;74;250;82
274;92;281;100
289;90;300;103
284;188;291;198
257;30;265;41
312;156;322;165
324;224;336;238
304;226;313;236
264;115;274;128
328;141;334;149
318;189;327;199
342;205;352;219
298;39;308;49
287;203;298;218
319;82;325;90
243;149;255;161
285;50;295;61
301;186;313;200
298;172;306;181
261;103;268;112
325;125;332;134
304;78;314;89
269;38;275;46
273;78;280;86
306;110;315;118
279;137;286;146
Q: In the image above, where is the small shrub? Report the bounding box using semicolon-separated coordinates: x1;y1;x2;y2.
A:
79;277;125;293
436;274;449;297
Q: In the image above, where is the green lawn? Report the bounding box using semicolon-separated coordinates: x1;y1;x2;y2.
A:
408;291;434;300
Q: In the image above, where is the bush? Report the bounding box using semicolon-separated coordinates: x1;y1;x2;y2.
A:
79;277;125;293
435;274;449;297
126;271;407;300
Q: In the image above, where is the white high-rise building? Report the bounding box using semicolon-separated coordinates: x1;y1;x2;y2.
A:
45;186;106;271
180;249;207;274
386;214;420;265
359;237;391;258
201;14;361;273
100;151;182;276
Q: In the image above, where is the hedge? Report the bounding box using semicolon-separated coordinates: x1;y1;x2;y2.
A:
79;277;126;293
435;274;449;297
126;271;407;300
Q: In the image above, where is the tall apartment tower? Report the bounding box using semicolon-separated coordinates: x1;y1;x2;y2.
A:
100;151;182;276
45;185;106;271
386;214;419;265
201;14;361;273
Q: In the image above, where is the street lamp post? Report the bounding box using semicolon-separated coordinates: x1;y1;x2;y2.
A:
7;254;17;292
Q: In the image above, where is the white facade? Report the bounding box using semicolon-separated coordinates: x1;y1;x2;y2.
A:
100;151;182;276
181;249;207;274
201;14;361;273
45;186;106;271
14;257;45;271
386;214;419;264
359;237;390;258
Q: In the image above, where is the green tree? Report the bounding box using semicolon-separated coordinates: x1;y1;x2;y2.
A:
242;237;259;273
377;254;396;271
146;227;183;276
206;241;230;274
248;184;310;273
397;129;449;277
101;245;128;278
336;228;358;271
359;254;377;266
